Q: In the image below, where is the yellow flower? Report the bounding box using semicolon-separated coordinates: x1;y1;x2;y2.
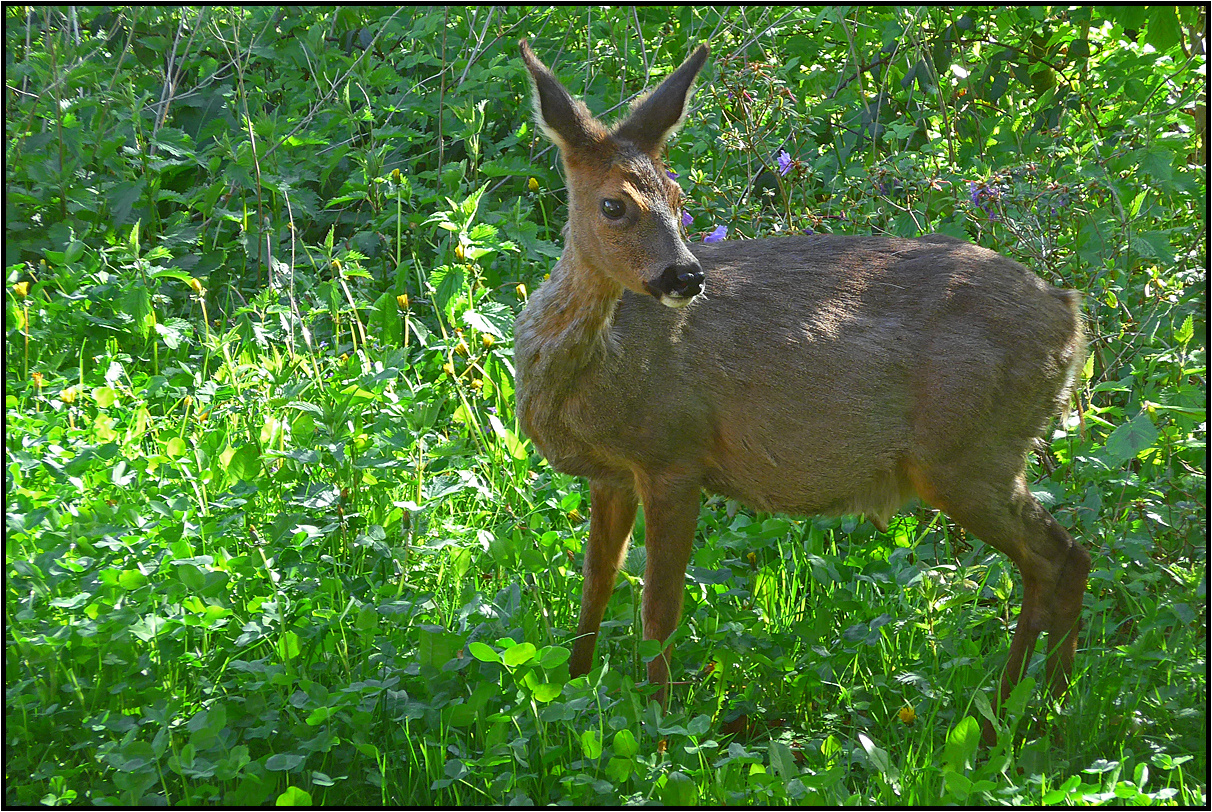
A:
391;168;402;182
397;293;410;310
31;371;43;389
747;551;757;568
60;387;78;404
480;333;495;349
898;705;916;726
515;283;528;299
454;243;466;261
442;362;456;376
454;339;469;356
188;277;205;294
14;281;30;298
332;259;342;272
528;177;540;192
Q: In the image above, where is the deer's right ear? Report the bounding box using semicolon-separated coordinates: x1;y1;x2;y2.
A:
520;39;607;157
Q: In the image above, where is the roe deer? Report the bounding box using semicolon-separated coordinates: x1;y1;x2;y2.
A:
515;40;1090;743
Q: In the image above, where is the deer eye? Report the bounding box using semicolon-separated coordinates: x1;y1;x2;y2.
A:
601;198;626;220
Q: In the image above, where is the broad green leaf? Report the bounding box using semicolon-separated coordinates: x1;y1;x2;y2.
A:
501;642;536;668
468;641;501;663
537;645;570;669
276;631;301;661
266;753;305;772
229;443;262;482
857;732;894;777
93;386;117;408
769;740;798;779
531;682;561;703
660;771;697;806
943;716;981;772
1174;315;1193;348
429;263;466;316
488;414;528;460
613;729;639;758
581;729;603;759
1104;413;1159;465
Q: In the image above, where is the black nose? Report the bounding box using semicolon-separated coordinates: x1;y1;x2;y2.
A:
654;261;704;299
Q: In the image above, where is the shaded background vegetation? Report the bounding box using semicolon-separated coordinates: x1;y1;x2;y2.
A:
5;6;1206;805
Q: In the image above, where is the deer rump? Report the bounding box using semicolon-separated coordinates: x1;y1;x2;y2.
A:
520;231;1084;531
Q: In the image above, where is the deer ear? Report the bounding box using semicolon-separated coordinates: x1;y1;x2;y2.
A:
520;39;608;157
612;44;709;156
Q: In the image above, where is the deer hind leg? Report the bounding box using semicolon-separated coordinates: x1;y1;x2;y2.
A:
569;480;638;679
636;478;701;706
916;466;1088;744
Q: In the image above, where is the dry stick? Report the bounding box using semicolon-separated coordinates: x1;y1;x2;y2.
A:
262;7;403;161
230;27;265;279
282;193;323;382
43;9;68;222
151;8;209;153
455;7;496;88
22;7;32;95
83;12;142;171
438;7;449;172
725;6;800;63
150;12;189;156
632;6;649;87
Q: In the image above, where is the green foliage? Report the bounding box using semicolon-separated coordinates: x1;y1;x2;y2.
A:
5;5;1205;806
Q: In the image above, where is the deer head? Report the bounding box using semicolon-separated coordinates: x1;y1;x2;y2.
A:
520;39;710;307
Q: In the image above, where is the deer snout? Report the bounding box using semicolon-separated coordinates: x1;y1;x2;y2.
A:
647;261;705;307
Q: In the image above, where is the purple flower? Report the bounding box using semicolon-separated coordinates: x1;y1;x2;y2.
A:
666;169;679;179
968;181;981;207
776;150;792;176
704;224;727;244
681;209;693;228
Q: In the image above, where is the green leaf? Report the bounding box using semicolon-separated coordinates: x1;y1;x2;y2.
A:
108;181;147;227
1145;7;1182;52
275;786;312;806
462;300;514;338
581;729;603;760
266;753;305;772
1104;413;1159;465
468;641;501;663
769;741;798;779
606;756;633;783
306;706;336;725
176;563;206;592
458;183;488;219
478;155;541;178
488;414;528;460
93;386;117;408
857;732;894;777
501;641;536;668
229;443;262;482
429;264;466;317
537;645;570;669
277;631;301;661
942;716;981;772
1174;315;1193;348
613;729;639;758
660;771;698;806
531;682;561;702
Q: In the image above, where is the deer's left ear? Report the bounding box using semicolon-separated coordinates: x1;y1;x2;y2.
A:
612;44;709;156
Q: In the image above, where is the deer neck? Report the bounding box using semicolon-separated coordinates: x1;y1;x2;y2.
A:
519;240;624;377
